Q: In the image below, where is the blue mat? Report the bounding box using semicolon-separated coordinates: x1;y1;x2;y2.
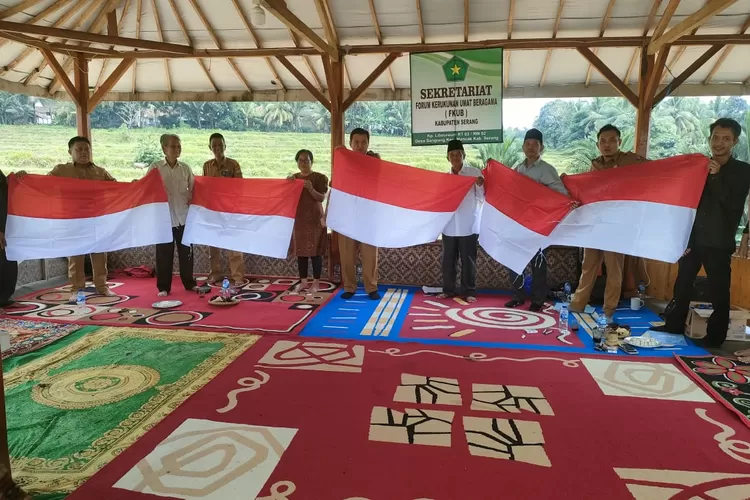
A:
300;285;709;357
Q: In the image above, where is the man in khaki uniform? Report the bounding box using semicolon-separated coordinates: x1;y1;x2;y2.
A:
202;133;245;285
569;124;646;321
51;137;117;301
338;128;380;300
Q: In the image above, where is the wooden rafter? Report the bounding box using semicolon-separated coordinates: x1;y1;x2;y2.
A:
187;0;252;92
262;0;338;61
166;0;219;92
366;0;396;92
0;0;43;20
584;0;617;87
343;53;401;109
131;0;141;93
96;0;132;90
540;0;564;87
504;0;515;88
45;0;111;92
643;44;671;108
107;9;117;35
276;56;330;110
0;0;82;77
650;0;738;54
464;0;469;42
651;0;681;41
149;0;171;92
0;18;192;54
577;47;638;106
40;48;78;102
415;0;425;43
230;0;285;91
625;0;663;85
0;0;74;50
288;30;324;92
703;14;750;84
654;44;723;104
314;0;353;91
659;0;707;84
90;58;133;108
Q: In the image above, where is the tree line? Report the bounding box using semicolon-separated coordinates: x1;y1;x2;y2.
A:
1;91;748;165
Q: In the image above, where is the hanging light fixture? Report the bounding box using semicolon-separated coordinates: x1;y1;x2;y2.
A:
250;0;266;26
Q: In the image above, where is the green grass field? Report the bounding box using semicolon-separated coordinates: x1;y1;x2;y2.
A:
0;125;575;181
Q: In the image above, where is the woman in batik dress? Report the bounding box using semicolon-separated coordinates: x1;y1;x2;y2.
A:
288;149;328;294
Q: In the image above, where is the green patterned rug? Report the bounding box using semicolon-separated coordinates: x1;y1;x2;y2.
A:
4;326;259;497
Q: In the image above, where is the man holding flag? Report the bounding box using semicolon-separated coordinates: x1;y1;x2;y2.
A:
656;118;750;347
505;128;567;312
202;133;245;286
569;125;646;322
338;128;380;301
439;139;484;302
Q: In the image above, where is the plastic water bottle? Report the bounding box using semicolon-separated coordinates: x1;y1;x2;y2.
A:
597;314;609;340
563;282;572;302
559;304;569;333
221;278;231;300
76;290;86;306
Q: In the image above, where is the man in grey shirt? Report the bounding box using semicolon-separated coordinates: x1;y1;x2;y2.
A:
505;128;568;312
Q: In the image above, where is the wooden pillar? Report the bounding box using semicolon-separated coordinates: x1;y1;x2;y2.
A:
326;57;345;279
635;49;655;158
74;53;90;140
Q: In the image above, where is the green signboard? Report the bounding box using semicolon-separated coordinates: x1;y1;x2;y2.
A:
410;48;504;146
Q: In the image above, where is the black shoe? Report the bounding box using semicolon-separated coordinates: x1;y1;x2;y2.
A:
504;299;524;308
529;303;543;312
652;325;684;335
341;292;355;300
368;291;381;300
0;300;14;308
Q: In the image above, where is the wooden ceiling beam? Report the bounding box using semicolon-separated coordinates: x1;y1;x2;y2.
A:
131;0;141;93
107;9;117;35
343;53;401;110
314;0;338;47
416;0;425;43
504;0;515;88
703;14;750;84
0;18;193;54
625;0;663;84
654;44;723;104
658;0;705;83
649;0;738;54
166;0;219;93
90;58;133;108
577;47;638;106
651;0;682;41
0;0;75;51
584;0;617;87
464;0;469;42
540;0;564;87
366;0;395;93
643;44;671;108
96;0;131;90
262;0;338;61
276;56;330;110
0;0;43;20
40;48;78;103
187;0;252;92
230;0;285;91
146;0;170;92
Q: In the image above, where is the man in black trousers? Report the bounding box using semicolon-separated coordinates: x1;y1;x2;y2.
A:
0;169;18;308
657;118;750;347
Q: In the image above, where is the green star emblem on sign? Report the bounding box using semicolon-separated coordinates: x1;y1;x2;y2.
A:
442;56;469;82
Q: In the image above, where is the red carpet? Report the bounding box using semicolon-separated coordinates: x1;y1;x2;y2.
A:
401;291;584;347
67;338;750;499
4;276;337;335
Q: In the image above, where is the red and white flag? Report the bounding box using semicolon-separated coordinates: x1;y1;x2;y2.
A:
479;160;574;274
327;148;477;247
182;177;304;259
6;170;172;261
480;154;709;274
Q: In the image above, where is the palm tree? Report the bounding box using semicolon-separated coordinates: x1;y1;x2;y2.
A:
263;102;309;131
471;133;524;168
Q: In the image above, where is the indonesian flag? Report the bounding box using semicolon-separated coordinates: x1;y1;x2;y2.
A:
480;154;709;274
5;170;172;261
182;177;304;259
327;148;476;247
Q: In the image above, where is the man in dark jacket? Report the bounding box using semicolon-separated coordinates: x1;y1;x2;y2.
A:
657;118;750;347
0;169;18;307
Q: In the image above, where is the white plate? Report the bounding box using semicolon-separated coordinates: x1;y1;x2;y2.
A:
152;300;182;309
623;336;662;348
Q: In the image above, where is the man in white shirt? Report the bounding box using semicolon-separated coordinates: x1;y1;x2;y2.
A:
505;129;567;312
148;134;197;296
438;140;484;302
